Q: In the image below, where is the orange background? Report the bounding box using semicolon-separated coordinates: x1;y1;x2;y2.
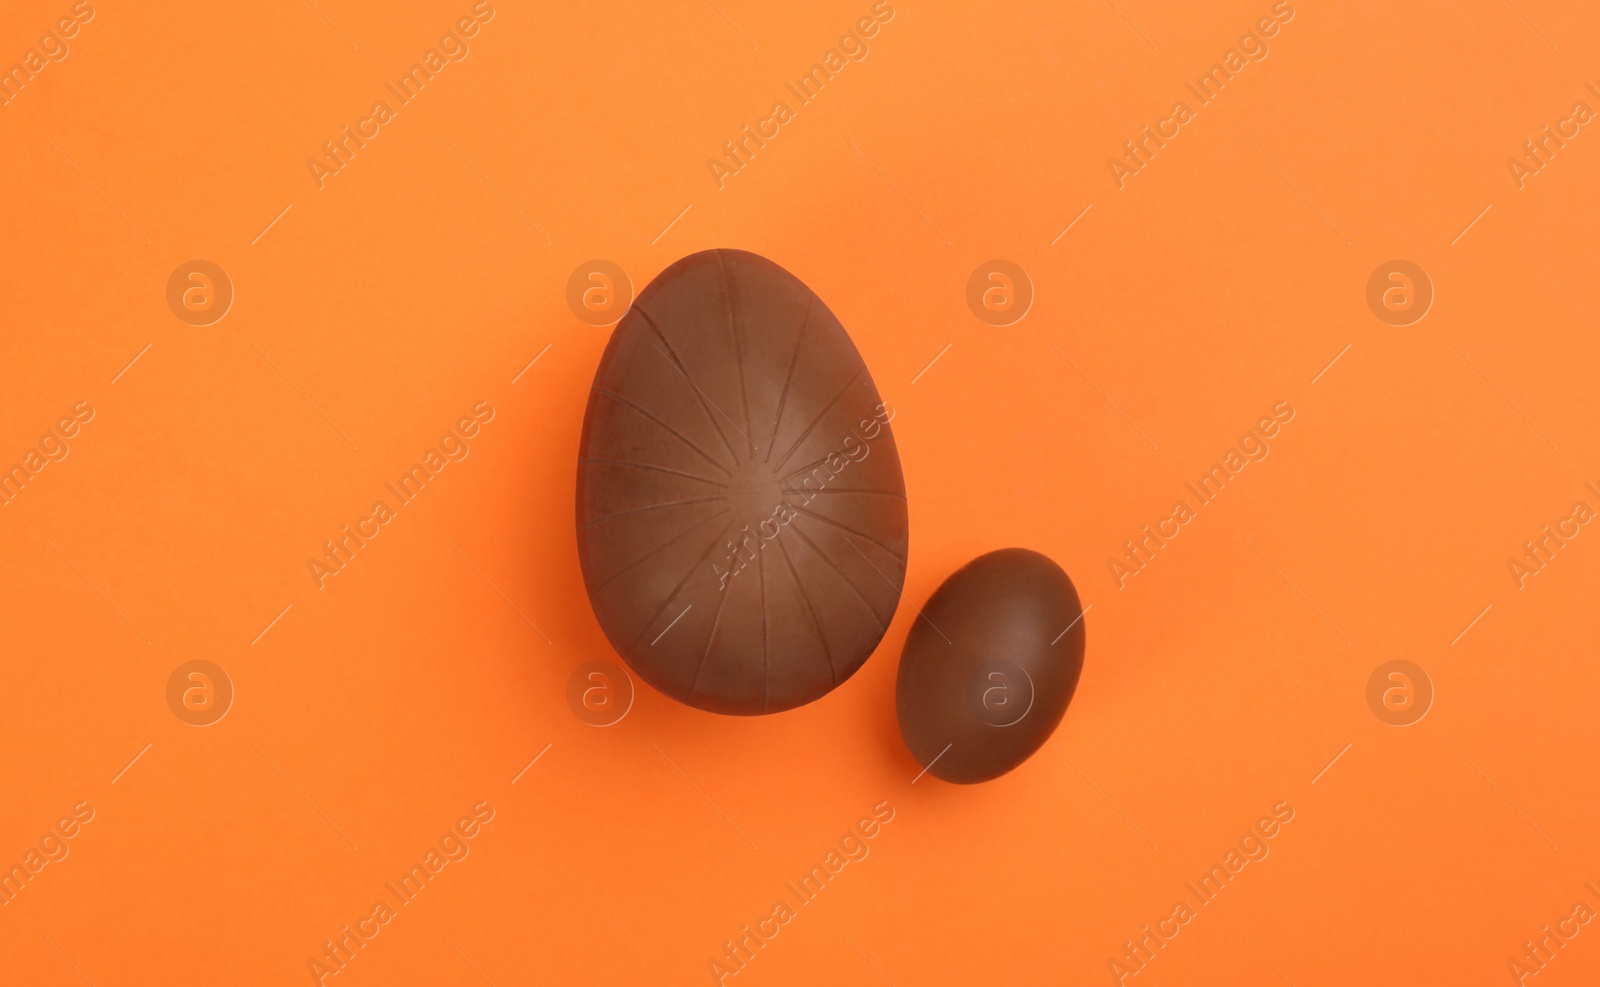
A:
3;0;1600;983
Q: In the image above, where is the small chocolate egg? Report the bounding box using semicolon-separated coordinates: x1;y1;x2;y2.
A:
895;549;1086;783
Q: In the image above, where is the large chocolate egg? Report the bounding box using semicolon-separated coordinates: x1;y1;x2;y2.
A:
896;549;1086;783
576;249;908;715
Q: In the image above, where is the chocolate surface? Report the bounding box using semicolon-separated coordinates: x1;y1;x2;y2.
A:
896;549;1086;783
577;249;908;715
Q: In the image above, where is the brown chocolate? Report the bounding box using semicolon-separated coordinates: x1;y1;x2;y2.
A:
576;249;908;715
896;549;1086;783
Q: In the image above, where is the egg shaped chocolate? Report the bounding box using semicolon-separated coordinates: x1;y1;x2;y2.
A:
896;549;1085;783
576;249;908;715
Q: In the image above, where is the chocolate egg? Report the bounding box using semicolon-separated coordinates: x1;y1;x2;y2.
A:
896;549;1085;783
576;249;908;715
